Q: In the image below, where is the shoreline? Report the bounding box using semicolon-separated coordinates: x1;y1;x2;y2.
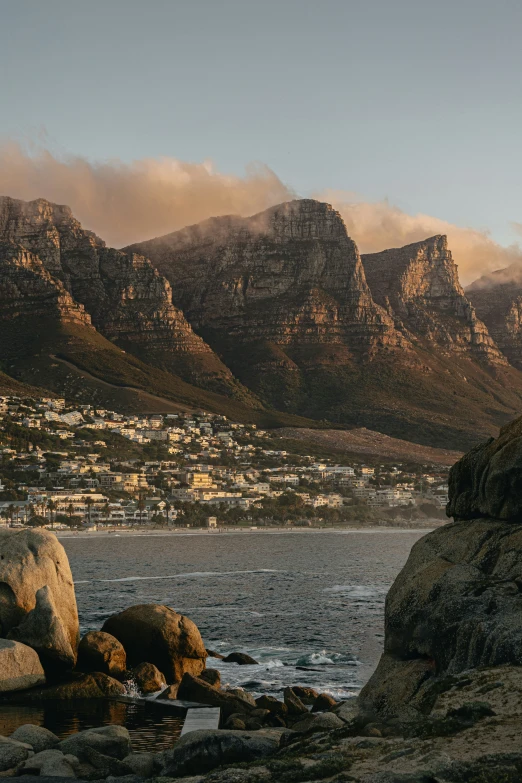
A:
56;525;437;539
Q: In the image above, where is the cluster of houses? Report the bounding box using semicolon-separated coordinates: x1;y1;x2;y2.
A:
0;395;450;528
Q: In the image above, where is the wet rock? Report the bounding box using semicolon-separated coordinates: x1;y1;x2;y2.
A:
311;693;337;712
0;736;33;772
177;673;255;718
222;653;259;665
77;631;127;679
283;687;308;716
102;604;206;683
0;529;79;662
161;729;280;776
157;683;178;700
292;686;319;704
225;688;256;706
199;669;221;688
58;725;131;761
255;695;288;718
17;672;125;700
10;724;59;752
132;662;166;694
0;639;45;693
8;585;75;673
206;649;224;660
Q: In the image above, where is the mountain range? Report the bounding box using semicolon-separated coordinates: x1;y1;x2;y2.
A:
0;194;521;450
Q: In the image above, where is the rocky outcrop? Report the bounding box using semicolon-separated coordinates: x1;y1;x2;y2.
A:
0;529;79;662
360;414;522;720
362;235;505;363
0;639;45;692
101;603;206;683
0;196;246;397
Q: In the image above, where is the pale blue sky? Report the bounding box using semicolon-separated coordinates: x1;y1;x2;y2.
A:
1;0;522;245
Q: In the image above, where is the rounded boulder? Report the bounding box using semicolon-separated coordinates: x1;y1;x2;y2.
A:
102;604;206;683
77;631;127;678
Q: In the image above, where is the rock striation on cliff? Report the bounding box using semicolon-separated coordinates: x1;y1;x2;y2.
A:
0;196;245;398
362;235;505;363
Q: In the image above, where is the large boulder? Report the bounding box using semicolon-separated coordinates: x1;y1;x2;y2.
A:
0;529;79;662
8;586;75;673
77;631;126;678
0;638;45;692
102;604;206;683
161;729;280;776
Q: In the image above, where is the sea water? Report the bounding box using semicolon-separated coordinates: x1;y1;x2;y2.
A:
63;528;426;700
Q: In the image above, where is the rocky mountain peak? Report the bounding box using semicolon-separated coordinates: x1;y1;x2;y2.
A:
362;235;505;363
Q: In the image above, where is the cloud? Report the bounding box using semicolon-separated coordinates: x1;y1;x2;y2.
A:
0;143;520;287
0;142;293;247
320;191;522;287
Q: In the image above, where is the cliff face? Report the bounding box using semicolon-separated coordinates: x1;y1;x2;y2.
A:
466;266;522;371
126;200;405;355
0;241;92;327
362;235;505;364
0;197;244;396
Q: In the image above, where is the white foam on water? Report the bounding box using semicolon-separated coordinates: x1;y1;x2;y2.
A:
74;569;281;585
323;584;389;598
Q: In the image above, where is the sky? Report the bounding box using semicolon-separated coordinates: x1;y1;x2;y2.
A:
1;0;522;283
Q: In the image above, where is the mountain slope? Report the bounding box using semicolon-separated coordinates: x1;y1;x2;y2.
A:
0;196;253;401
127;200;522;448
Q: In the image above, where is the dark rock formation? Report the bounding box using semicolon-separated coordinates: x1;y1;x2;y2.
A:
223;652;259;665
177;672;255;717
131;661;166;693
102;603;206;683
360;415;522;720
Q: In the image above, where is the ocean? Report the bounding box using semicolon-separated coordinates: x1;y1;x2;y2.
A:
62;528;427;700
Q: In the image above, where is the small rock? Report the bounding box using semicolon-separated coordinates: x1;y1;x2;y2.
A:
255;695;288;717
199;669;221;688
226;688;256;706
77;631;127;679
283;687;308;716
291;712;344;733
223;653;259;665
224;716;247;730
158;683;179;700
177;673;255;717
10;724;59;753
82;745;134;776
58;725;132;760
122;752;155;778
206;649;224;660
292;686;319;704
311;692;337;712
132;662;166;694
